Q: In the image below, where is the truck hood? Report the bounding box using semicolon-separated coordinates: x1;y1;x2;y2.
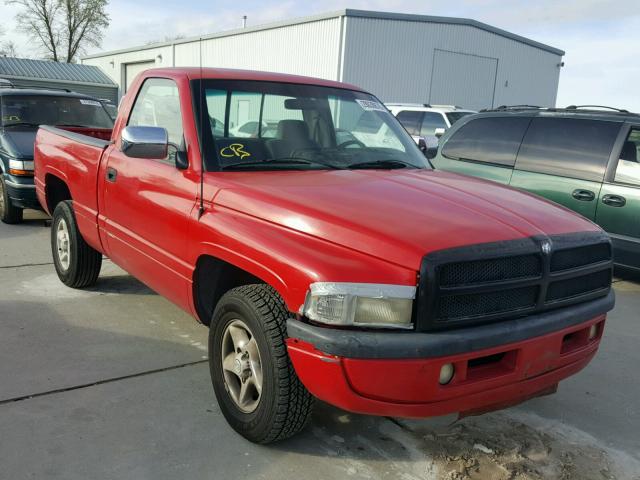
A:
0;128;37;160
213;169;600;270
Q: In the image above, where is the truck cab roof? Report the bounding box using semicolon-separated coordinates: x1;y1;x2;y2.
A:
137;67;366;92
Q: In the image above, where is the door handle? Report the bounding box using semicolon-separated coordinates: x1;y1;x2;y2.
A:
602;194;626;207
106;167;117;183
571;189;595;201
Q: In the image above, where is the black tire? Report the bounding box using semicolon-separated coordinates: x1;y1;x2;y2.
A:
209;284;314;443
51;200;102;288
0;176;23;224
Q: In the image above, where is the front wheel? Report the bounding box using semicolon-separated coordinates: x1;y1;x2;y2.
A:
51;200;102;288
0;176;23;224
209;284;314;443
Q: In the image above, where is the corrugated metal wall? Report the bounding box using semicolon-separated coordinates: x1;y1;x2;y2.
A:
82;13;561;109
84;17;342;99
430;50;498;110
341;17;562;109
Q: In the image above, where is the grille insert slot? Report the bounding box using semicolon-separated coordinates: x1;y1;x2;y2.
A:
439;254;542;287
437;286;538;321
547;269;611;302
551;243;611;272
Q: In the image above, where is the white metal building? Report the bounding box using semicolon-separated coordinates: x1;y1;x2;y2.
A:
81;9;564;110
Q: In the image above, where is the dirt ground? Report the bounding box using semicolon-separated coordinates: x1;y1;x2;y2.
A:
386;412;639;480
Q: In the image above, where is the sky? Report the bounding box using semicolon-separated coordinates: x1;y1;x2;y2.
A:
1;0;639;111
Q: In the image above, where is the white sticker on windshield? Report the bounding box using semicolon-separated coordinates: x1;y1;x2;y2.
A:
79;99;101;106
356;99;386;112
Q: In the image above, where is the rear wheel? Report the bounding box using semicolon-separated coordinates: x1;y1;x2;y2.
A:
0;176;23;224
209;284;314;443
51;200;102;288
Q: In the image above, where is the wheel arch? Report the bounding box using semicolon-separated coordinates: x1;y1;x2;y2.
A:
44;173;72;215
192;254;292;327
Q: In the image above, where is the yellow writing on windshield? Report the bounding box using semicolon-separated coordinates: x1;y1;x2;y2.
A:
220;143;250;159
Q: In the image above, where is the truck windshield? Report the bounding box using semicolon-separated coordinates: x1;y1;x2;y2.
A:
196;80;429;171
1;95;114;129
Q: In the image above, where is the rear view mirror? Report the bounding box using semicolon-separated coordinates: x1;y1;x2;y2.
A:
434;127;446;138
284;98;320;110
417;136;438;160
121;126;168;159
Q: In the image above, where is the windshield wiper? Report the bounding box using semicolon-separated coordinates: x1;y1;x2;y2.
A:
2;122;40;128
347;159;414;170
223;157;341;170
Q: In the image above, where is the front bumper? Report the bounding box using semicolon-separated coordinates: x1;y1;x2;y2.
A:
286;293;612;418
3;174;40;210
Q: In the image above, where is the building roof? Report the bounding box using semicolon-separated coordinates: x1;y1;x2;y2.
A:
81;9;565;61
0;57;117;87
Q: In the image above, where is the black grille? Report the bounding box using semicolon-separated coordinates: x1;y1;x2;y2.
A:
438;286;539;320
547;269;611;302
439;254;541;287
416;231;613;331
551;243;611;272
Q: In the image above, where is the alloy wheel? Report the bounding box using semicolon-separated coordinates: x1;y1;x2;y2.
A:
220;319;263;413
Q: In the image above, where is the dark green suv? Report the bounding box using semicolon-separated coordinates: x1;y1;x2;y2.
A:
432;106;640;271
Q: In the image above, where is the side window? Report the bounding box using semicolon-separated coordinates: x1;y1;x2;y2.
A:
420;112;447;137
229;91;261;137
515;117;620;182
613;128;640;186
396;110;423;136
261;94;303;138
205;89;227;138
442;116;530;166
211;90;304;139
128;78;183;162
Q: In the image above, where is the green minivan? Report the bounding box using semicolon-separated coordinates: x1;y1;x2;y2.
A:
432;106;640;271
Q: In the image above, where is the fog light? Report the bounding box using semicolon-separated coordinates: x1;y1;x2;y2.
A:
439;363;455;385
588;324;598;340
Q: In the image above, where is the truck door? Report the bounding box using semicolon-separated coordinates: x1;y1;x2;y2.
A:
510;117;620;220
596;125;640;269
100;77;198;308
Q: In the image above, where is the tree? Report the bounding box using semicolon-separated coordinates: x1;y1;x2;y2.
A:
62;0;109;63
7;0;60;60
7;0;109;62
0;23;20;57
1;40;19;57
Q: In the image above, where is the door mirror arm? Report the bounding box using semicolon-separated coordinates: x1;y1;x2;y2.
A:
173;147;189;170
417;136;439;160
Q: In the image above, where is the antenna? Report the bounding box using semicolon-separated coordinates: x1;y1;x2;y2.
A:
198;36;205;218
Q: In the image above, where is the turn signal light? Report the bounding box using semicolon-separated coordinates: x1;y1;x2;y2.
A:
9;168;33;176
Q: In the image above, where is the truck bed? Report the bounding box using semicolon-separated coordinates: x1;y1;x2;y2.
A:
34;125;113;252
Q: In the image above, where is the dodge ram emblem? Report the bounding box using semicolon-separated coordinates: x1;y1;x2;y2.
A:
541;241;552;255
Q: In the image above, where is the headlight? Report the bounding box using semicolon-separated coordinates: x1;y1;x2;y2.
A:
8;159;34;176
302;282;415;329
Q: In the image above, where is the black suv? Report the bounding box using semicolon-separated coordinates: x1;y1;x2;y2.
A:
432;105;640;271
0;84;113;223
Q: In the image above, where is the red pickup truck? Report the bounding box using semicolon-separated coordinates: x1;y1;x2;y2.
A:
34;68;614;444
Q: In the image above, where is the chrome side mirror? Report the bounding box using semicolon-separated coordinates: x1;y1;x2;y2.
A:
434;127;446;138
121;126;168;159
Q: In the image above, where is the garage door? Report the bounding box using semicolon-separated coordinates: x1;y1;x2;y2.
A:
124;61;155;92
429;50;498;111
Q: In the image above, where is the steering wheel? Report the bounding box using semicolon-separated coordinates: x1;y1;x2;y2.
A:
338;139;366;149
